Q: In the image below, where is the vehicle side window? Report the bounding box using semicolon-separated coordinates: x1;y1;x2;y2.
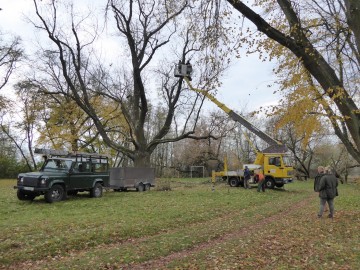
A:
269;157;281;167
78;163;84;172
73;163;82;172
92;163;108;172
45;159;68;169
46;160;57;169
82;162;91;172
73;162;90;172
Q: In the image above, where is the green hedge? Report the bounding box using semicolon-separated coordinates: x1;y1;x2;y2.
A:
0;156;29;179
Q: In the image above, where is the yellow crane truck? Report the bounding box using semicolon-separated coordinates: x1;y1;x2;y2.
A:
174;62;294;189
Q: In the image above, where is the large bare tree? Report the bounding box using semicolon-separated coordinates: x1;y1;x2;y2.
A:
30;0;226;167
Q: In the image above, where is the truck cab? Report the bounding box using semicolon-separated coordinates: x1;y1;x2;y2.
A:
261;153;293;188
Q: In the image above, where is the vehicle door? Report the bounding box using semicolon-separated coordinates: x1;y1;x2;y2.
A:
265;156;286;178
69;161;92;189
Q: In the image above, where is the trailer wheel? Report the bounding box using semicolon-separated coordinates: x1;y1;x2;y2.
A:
137;183;145;192
45;184;65;203
229;177;239;187
265;178;275;189
90;183;103;198
144;184;151;191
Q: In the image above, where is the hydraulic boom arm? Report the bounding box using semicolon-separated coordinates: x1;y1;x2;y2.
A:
175;62;286;153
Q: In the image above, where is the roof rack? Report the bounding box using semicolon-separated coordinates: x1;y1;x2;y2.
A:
35;148;69;157
34;148;109;159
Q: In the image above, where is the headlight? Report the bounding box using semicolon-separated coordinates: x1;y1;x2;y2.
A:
40;178;48;185
18;177;24;184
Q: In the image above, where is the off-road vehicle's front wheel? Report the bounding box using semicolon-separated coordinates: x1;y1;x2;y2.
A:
17;190;36;201
45;184;65;203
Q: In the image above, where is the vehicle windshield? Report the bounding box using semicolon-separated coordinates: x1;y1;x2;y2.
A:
282;156;293;167
42;159;72;171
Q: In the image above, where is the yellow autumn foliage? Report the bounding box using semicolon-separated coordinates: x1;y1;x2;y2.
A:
37;95;127;151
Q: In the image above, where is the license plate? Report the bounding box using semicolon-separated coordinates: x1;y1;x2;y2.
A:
23;187;34;191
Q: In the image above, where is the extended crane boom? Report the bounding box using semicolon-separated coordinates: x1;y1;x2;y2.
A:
183;77;286;153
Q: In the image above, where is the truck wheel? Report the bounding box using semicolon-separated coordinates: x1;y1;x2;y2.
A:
265;178;275;189
17;190;36;201
45;184;65;203
275;183;284;188
90;183;103;198
137;183;145;192
144;184;151;191
229;177;239;187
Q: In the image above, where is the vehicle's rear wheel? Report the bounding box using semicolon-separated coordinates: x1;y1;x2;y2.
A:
229;177;239;187
144;183;151;191
17;190;36;201
275;183;284;188
90;183;103;198
45;185;65;203
137;183;145;192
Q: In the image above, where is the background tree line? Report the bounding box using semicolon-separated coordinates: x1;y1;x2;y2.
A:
0;0;358;180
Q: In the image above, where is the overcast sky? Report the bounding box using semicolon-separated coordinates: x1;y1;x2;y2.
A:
0;0;280;113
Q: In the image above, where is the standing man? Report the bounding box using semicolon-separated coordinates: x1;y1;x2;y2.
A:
256;168;266;192
243;166;251;189
317;168;338;219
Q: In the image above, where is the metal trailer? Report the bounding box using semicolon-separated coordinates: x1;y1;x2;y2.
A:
108;167;155;192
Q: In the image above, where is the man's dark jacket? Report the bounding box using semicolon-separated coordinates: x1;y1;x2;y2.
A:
318;174;338;199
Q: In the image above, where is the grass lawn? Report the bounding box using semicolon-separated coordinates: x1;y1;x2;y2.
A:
0;178;359;269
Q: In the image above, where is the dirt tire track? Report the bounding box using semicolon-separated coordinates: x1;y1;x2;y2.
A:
121;193;314;270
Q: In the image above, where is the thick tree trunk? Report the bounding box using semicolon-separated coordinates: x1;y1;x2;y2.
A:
345;0;360;54
133;151;151;168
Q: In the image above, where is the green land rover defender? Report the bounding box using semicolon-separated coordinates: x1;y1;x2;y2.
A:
14;149;109;203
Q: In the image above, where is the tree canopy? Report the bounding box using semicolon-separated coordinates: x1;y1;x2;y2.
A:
225;0;360;163
26;0;236;167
